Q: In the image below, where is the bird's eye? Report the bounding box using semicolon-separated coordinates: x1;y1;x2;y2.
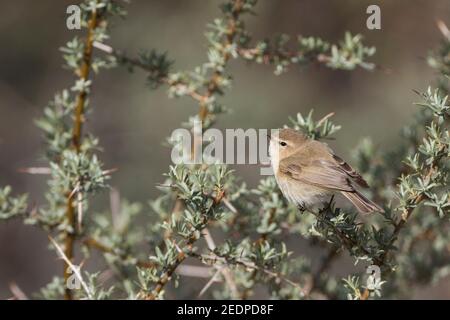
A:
280;141;287;147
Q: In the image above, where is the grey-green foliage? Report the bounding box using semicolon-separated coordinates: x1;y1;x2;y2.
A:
0;0;128;299
35;277;66;300
239;32;375;75
340;86;449;298
0;186;27;220
288;110;342;140
25;1;124;241
0;0;449;301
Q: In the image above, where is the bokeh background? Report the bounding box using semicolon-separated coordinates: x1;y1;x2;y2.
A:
0;0;449;299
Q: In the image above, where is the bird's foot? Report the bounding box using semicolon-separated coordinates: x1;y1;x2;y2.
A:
319;195;335;213
297;204;306;214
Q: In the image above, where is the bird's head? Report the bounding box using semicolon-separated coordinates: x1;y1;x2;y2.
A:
268;128;308;164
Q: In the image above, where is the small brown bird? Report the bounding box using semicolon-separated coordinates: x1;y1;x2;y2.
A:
269;128;384;214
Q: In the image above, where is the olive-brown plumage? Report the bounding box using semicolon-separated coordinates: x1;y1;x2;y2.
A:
269;128;384;214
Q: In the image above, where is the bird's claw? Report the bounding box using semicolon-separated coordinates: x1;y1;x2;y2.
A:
297;204;306;213
320;195;335;213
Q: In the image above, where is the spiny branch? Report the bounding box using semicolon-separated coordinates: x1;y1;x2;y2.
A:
82;237;155;269
92;41;205;103
141;189;226;300
193;251;307;297
377;154;445;268
63;2;100;300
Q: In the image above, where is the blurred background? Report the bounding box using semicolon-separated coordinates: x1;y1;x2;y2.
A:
0;0;449;299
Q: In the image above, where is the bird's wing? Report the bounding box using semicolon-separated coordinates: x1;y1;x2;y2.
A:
279;155;356;192
329;154;369;188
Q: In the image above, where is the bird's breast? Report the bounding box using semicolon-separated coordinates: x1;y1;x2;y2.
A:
276;175;332;209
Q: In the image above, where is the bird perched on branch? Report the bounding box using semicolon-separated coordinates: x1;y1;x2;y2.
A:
269;128;384;214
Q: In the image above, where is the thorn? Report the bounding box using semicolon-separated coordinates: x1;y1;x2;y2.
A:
102;167;118;176
156;183;173;188
48;236;93;299
17;167;51;175
93;41;114;54
317;112;335;127
77;191;84;232
68;183;80;200
437;20;450;41
198;269;222;297
109;188;121;231
9;282;28;300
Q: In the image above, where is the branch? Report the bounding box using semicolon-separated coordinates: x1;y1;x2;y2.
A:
142;238;195;300
203;228;240;299
63;2;100;300
178;265;215;279
437;20;450;42
8;282;28;300
377;159;443;268
82;237;155;269
92;41;206;103
49;236;93;299
193;251;307;297
141;189;226;300
308;207;375;261
236;32;377;73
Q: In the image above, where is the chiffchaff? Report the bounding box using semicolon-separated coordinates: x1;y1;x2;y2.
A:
269;128;384;214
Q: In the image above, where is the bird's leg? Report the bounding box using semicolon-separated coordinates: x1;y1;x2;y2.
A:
321;195;335;213
297;204;306;214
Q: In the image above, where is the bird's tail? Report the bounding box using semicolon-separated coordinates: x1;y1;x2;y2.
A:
341;190;384;214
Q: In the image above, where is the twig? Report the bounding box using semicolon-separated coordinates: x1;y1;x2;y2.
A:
437;20;450;41
82;237;155;269
316;112;335;127
308;208;374;262
376;194;425;267
109;187;121;230
241;207;277;299
198;268;222;297
17;167;51;175
222;197;238;214
377;153;444;268
8;282;28;300
77;191;83;232
71;8;99;151
92;41;206;103
178;265;215;279
143;239;195;300
195;252;307;297
49;236;93;299
136;1;245;300
203;228;240;299
142;189;226;300
63;1;100;300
